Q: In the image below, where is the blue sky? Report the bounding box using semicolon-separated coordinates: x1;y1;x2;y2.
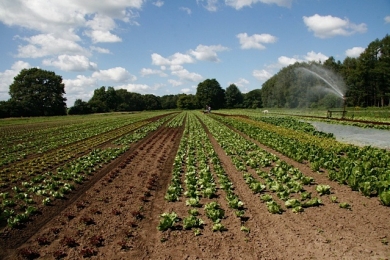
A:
0;0;389;107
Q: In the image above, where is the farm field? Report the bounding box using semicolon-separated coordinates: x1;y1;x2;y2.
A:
1;111;390;259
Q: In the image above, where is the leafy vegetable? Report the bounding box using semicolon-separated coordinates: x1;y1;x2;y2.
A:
183;215;204;229
339;202;351;210
285;199;301;208
379;191;390;206
157;212;178;231
266;200;283;214
302;197;322;208
316;184;331;195
260;194;273;202
212;222;226;232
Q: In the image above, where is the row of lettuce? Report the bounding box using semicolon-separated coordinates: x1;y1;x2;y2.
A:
0;112;176;229
159;112;248;234
158;111;357;234
210;113;390;206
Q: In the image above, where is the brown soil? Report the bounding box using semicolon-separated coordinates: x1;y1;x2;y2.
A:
2;117;390;260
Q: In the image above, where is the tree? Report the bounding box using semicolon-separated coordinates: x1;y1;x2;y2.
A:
177;94;197;109
243;89;262;108
142;94;161;110
68;99;91;115
225;84;243;108
9;68;67;116
196;79;225;110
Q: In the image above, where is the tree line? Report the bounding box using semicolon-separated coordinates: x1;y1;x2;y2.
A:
0;69;262;118
1;34;388;117
67;79;262;115
262;34;390;108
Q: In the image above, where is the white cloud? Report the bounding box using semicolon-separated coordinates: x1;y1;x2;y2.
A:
140;68;168;77
225;0;292;10
189;44;229;62
385;16;390;24
181;88;192;94
153;1;164;7
63;75;97;94
180;7;192;14
151;52;194;66
43;55;98;71
0;61;31;99
303;14;367;38
278;56;302;66
90;46;111;54
85;13;122;43
229;78;249;88
304;51;328;63
345;47;365;58
237;33;277;50
0;1;144;36
92;67;136;82
85;30;122;43
117;83;152;93
168;79;183;87
171;67;203;82
253;69;273;81
16;34;88;58
197;0;219;11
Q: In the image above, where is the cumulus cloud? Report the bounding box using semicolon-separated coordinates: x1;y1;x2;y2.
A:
43;55;98;71
385;16;390;24
225;0;292;9
171;67;203;82
197;0;219;11
229;78;249;88
90;46;111;54
92;67;136;82
153;1;164;7
278;56;302;66
189;44;229;62
253;69;273;81
151;52;194;66
237;33;277;50
63;75;97;95
304;51;328;62
180;88;192;94
345;47;365;58
303;14;367;38
168;79;183;87
16;34;88;58
117;83;152;93
0;61;31;99
180;7;192;14
140;68;168;77
85;13;122;43
0;1;143;38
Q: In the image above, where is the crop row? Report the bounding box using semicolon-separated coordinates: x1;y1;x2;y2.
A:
0;113;168;167
198;112;337;214
160;112;247;233
0;113;176;228
211;113;390;206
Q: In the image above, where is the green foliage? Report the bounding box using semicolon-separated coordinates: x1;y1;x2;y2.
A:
196;79;225;109
379;191;390;206
316;184;331;195
157;212;178;231
266;200;283;214
225;84;243;108
8;68;67;117
183;215;204;229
